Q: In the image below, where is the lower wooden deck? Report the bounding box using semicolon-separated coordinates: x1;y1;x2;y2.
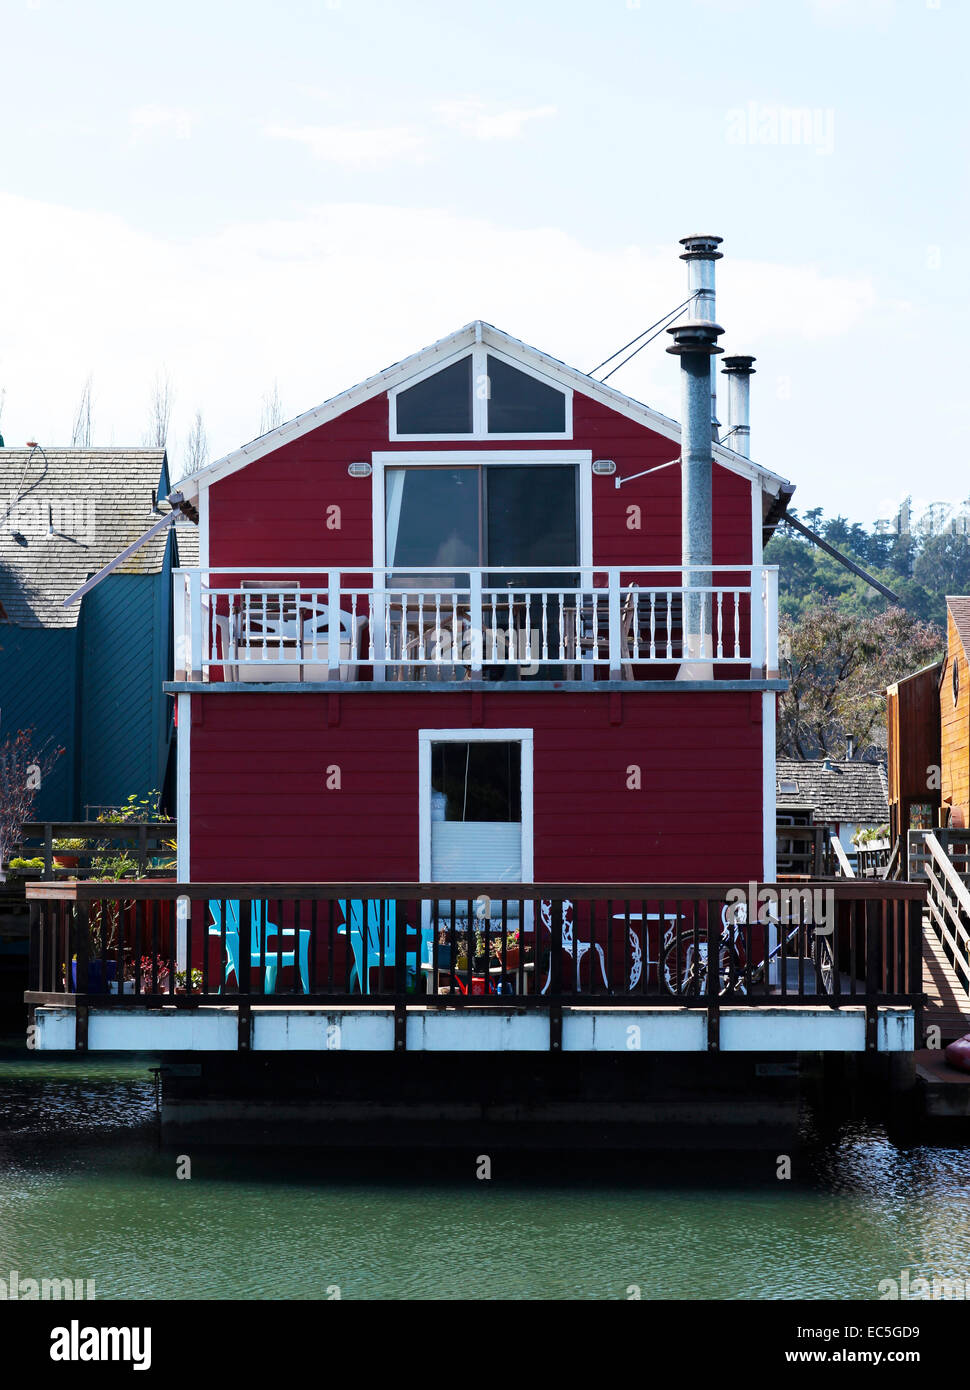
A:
32;1001;917;1053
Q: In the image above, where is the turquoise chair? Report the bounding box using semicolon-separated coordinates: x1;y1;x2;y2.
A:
338;899;432;994
208;899;310;993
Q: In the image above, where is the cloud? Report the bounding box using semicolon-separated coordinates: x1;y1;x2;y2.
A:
128;105;193;146
0;192;882;481
433;100;557;141
265;123;426;166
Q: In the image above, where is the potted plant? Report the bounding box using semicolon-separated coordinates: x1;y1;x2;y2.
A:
496;926;521;971
52;836;87;870
70;953;117;993
114;954;174;993
6;856;45;879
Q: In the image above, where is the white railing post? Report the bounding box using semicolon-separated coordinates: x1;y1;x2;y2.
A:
189;569;202;681
750;566;766;677
765;566;779;678
174;572;186;680
328;570;340;675
608;568;621;678
469;569;483;674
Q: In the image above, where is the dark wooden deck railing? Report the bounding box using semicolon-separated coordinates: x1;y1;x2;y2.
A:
776;823;831;878
25;880;925;1050
13;822;176;881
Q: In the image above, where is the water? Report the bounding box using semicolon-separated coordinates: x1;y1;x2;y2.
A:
1;1040;970;1300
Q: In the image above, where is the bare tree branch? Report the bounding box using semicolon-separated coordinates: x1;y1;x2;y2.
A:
71;374;94;447
0;729;64;881
144;369;175;448
259;380;283;436
180;409;208;478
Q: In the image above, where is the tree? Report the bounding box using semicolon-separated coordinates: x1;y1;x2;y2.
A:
777;601;943;761
71;374;94;447
259;381;283;435
0;729;64;882
912;532;970;597
180;410;208;477
144;370;175;448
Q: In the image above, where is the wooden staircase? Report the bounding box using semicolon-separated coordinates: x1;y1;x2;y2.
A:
922;921;970;1042
922;831;970;1043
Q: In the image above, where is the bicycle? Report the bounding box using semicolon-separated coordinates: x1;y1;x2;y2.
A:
661;901;836;998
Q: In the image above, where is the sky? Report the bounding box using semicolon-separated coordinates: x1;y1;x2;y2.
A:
0;0;966;526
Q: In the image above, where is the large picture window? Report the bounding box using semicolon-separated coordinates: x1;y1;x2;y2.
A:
384;462;578;582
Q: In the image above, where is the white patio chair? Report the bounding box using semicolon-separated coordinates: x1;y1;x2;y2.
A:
301;607;367;681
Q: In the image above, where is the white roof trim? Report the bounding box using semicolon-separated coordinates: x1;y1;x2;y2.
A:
178;320;793;502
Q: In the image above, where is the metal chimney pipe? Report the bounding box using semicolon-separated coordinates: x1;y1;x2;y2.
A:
679;234;722;439
667;236;724;678
721;355;756;458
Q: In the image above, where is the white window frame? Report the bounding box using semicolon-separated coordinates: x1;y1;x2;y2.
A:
418;729;534;886
372;449;594;575
388;343;573;442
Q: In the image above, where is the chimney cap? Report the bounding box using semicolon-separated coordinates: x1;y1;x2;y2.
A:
721;355;757;375
679;234;723;261
666;320;724;356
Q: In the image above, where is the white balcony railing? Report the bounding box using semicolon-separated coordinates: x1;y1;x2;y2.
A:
173;566;780;684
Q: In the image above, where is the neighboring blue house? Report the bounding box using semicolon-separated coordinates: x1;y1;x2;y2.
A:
0;447;198;819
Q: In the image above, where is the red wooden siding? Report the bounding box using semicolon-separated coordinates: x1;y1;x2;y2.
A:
190;690;764;882
208;389;754;572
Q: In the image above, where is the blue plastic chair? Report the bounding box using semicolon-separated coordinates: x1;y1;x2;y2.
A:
338;899;432;994
208;899;310;993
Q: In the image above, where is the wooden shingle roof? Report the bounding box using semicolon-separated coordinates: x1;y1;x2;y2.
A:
776;758;889;825
0;448;172;629
946;596;970;657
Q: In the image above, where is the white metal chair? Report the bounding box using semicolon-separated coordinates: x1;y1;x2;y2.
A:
538;898;610;993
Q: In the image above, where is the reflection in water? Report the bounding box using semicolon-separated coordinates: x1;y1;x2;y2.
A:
2;1044;970;1299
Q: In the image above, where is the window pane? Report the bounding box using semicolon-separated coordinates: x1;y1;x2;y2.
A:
431;742;521;822
396;357;473;434
486;355;566;434
386;467;480;573
485;466;577;570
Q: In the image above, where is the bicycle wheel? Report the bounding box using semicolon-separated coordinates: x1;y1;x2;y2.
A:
661;929;740;997
812;931;836;995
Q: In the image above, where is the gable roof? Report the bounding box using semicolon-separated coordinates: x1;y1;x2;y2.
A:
0;448;172;629
776;758;889;825
947;596;970;657
176;320;795;514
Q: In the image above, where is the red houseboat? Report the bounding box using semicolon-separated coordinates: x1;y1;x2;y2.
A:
26;237;923;1119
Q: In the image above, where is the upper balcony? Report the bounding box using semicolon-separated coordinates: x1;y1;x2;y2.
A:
173;565;780;687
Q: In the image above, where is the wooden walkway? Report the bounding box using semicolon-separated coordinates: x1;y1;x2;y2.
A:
922;910;970;1043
